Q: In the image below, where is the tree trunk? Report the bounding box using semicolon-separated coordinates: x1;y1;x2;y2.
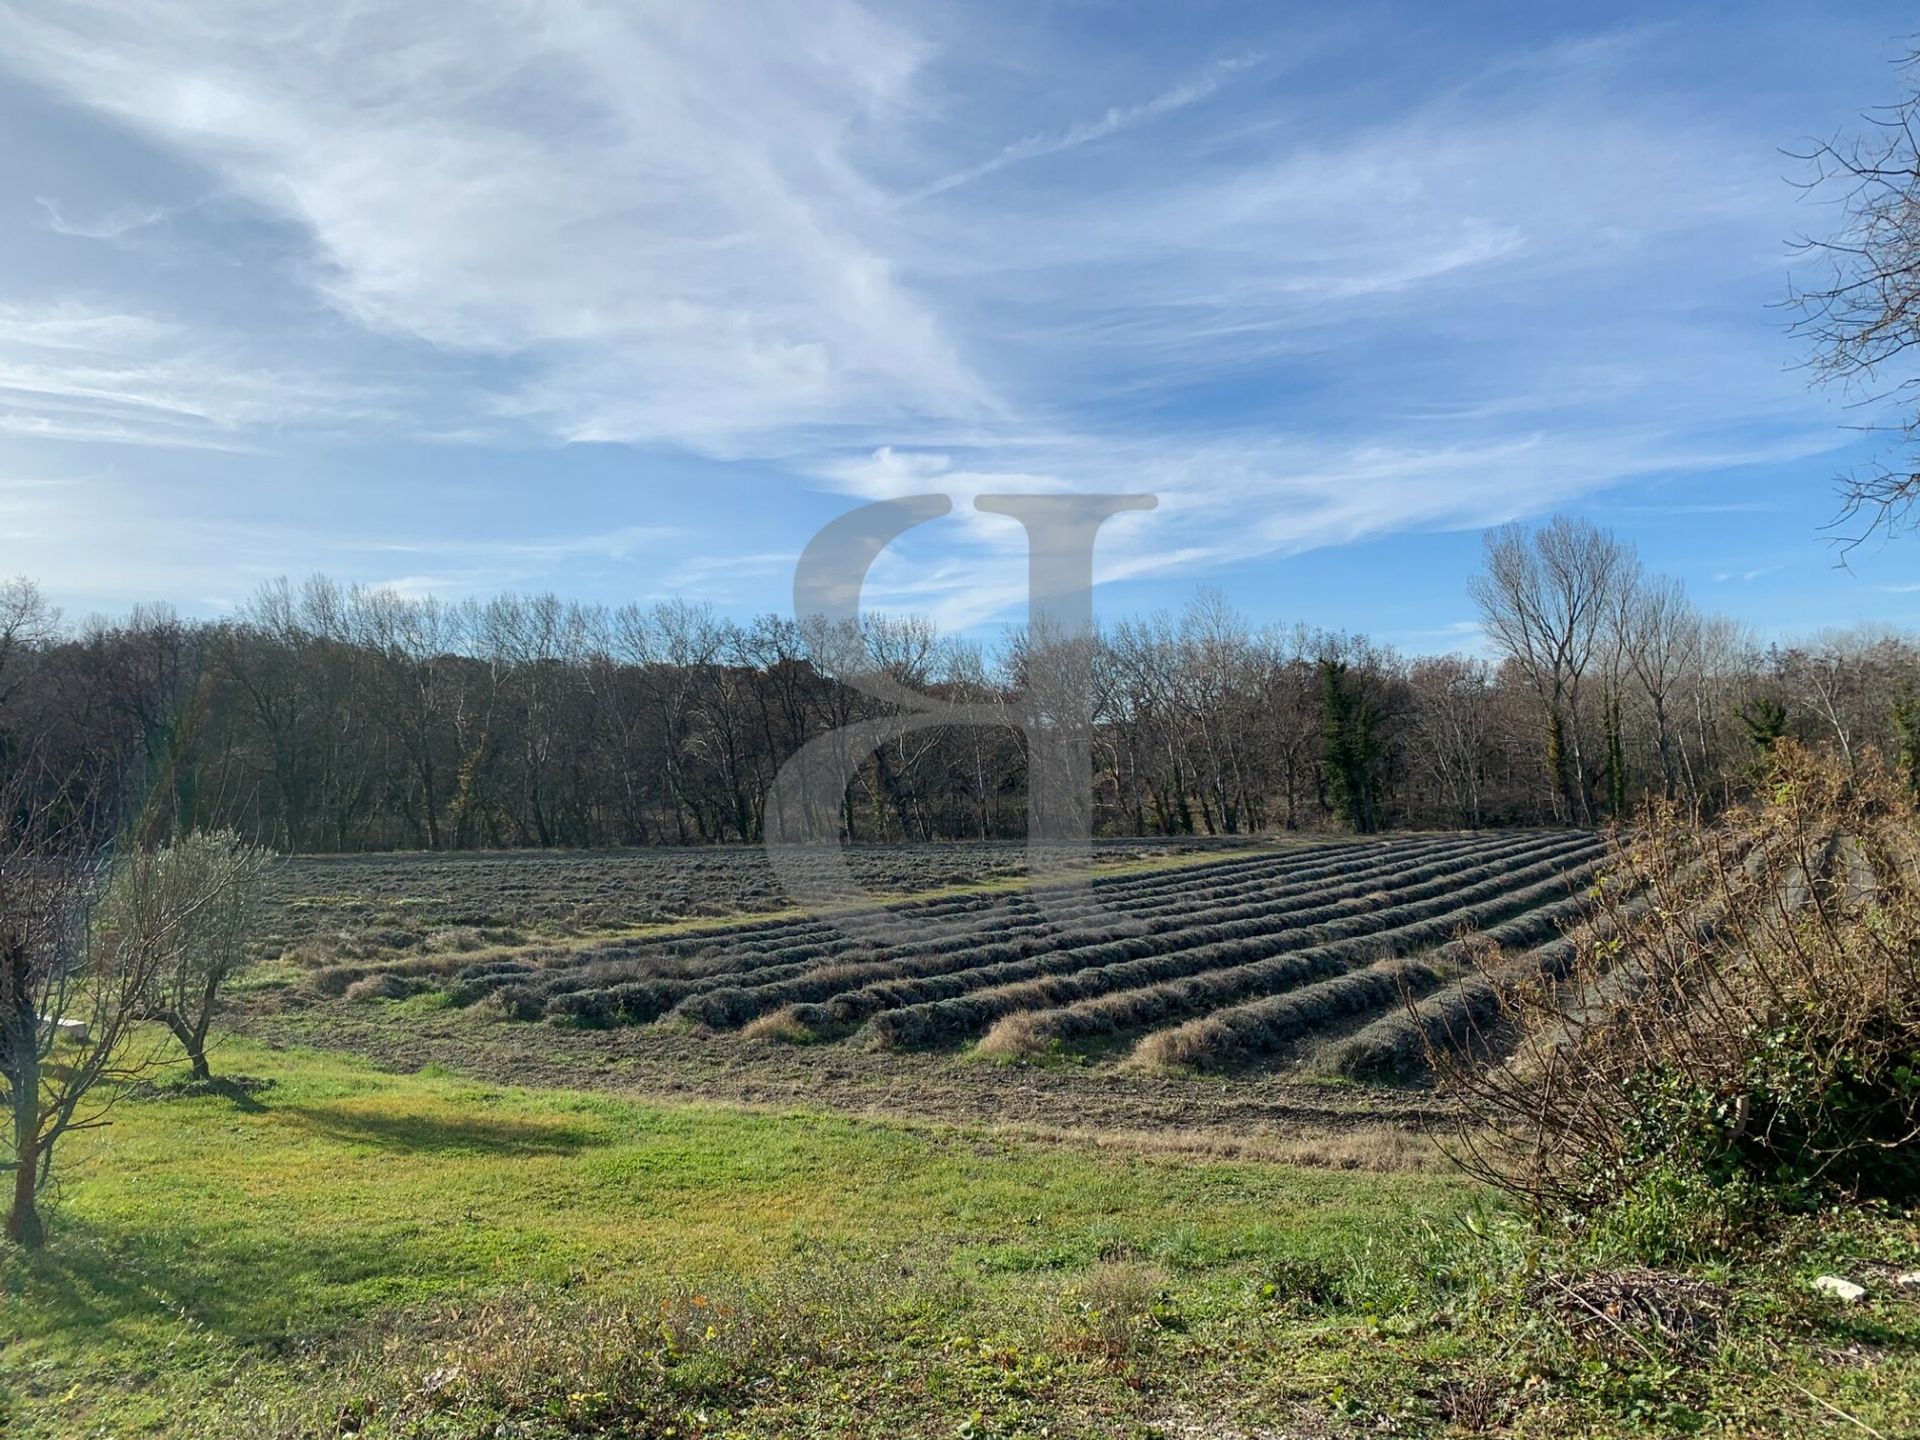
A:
167;1013;213;1082
1545;706;1575;824
8;1158;40;1248
8;1073;40;1249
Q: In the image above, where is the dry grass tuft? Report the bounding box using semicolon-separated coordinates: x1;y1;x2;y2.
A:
342;972;414;1002
1058;1260;1171;1366
741;1006;822;1044
974;1011;1050;1059
1535;1268;1730;1356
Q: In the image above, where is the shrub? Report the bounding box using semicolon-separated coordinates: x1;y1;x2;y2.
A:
741;1006;827;1043
543;986;618;1027
1441;743;1920;1225
425;925;488;952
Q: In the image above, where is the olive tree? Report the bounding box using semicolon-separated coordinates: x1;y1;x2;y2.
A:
106;830;272;1082
1;817;272;1248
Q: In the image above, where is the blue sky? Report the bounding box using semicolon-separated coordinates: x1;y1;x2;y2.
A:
2;0;1917;649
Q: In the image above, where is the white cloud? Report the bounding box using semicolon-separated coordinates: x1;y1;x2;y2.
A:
0;3;1870;626
0;301;395;448
357;525;678;564
35;197;171;241
901;53;1263;203
803;421;1848;634
0;0;991;456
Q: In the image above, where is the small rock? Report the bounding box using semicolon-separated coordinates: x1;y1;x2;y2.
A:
1893;1272;1920;1293
1813;1275;1868;1304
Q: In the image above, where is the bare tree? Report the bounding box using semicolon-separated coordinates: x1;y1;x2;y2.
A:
353;588;459;849
1469;518;1636;825
0;770;157;1248
0;578;54;710
1407;655;1494;827
941;638;1014;839
1790;52;1920;542
1619;575;1704;801
1175;592;1259;835
1104;614;1193;835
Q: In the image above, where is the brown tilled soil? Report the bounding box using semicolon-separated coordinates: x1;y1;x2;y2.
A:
243;997;1455;1170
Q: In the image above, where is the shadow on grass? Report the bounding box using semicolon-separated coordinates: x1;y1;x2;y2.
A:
279;1101;608;1158
4;1113;605;1353
3;1213;499;1354
126;1074;273;1113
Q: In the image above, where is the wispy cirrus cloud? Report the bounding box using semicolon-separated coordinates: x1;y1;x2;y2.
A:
0;1;1896;629
0;301;399;449
34;197;171;241
901;52;1264;204
0;0;991;456
356;526;678;565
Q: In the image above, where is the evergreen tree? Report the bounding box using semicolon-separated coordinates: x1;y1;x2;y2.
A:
1738;697;1789;755
1320;659;1382;834
1893;689;1920;802
1602;688;1627;820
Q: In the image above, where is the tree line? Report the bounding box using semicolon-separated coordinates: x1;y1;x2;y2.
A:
1;517;1916;852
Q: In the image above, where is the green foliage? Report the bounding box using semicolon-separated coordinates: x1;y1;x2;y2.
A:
102;829;272;1078
1610;1010;1920;1226
1893;688;1920;801
1738;697;1789;755
1603;689;1628;819
1581;1161;1777;1266
1318;658;1384;833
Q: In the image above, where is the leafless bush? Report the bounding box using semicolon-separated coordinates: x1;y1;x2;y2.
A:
1438;742;1920;1216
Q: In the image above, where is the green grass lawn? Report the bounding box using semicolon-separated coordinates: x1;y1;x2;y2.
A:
1;1036;1470;1436
3;1038;1915;1438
